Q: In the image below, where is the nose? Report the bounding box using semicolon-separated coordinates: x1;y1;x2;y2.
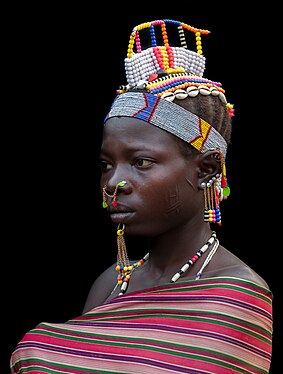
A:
105;177;128;194
102;180;128;208
102;163;131;192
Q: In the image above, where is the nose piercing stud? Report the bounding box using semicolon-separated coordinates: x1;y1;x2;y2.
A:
102;180;127;208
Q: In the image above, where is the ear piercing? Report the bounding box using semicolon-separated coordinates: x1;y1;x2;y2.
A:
102;180;127;208
202;177;222;225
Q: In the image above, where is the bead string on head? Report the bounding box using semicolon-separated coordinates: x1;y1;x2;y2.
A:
117;19;235;121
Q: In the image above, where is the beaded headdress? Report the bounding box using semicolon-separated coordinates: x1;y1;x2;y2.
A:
104;19;235;156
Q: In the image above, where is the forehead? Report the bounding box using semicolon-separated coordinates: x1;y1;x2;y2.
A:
103;116;179;146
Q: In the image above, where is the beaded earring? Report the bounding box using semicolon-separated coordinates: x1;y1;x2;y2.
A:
102;180;127;208
202;150;230;226
202;177;221;225
219;152;230;200
116;224;131;289
114;224;149;296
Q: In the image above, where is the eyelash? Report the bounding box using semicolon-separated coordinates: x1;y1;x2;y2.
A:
135;159;153;168
99;158;154;171
99;161;111;171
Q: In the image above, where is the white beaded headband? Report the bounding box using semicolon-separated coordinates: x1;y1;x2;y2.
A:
105;91;228;155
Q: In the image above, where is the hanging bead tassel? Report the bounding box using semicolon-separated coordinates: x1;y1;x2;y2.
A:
114;224;150;296
219;153;230;200
203;181;209;223
116;224;132;295
202;149;232;226
202;177;221;226
211;177;221;225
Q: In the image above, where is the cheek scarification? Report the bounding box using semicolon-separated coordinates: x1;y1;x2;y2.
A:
185;177;197;191
164;185;182;217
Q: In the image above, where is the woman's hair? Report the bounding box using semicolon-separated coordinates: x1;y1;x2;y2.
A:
175;94;232;145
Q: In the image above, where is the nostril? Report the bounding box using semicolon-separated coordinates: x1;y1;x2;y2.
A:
102;180;127;208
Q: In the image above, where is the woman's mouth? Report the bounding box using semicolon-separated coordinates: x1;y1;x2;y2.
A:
109;211;135;223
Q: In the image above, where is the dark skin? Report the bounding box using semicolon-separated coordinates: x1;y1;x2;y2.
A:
83;117;269;313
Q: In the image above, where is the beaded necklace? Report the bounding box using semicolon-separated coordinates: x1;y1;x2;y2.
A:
113;231;218;296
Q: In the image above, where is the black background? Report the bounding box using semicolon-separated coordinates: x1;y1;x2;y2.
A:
2;4;281;373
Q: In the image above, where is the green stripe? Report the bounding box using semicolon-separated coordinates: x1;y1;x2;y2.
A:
31;327;269;373
97;313;271;343
12;358;102;373
80;308;272;340
161;280;272;304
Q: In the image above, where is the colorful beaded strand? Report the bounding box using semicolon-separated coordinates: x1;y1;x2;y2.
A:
149;25;157;47
118;251;150;296
195;31;203;55
203;183;209;223
195;238;219;279
178;25;187;49
127;19;210;60
171;231;217;282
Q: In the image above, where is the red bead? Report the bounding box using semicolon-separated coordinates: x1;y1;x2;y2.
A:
148;74;158;81
192;255;198;262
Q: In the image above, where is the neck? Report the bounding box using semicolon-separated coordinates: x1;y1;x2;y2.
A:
115;223;219;296
147;223;214;272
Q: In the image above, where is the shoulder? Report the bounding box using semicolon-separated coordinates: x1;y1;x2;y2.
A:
208;246;270;290
82;263;118;313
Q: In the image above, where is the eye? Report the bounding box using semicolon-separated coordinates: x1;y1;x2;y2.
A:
134;158;154;168
99;160;112;171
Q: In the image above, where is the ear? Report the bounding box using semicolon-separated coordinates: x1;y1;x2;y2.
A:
197;149;222;188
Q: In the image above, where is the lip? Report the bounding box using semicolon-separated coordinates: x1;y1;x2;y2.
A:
107;204;132;213
109;209;135;223
106;203;135;223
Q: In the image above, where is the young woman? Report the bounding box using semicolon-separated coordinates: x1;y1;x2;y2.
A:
11;19;273;374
